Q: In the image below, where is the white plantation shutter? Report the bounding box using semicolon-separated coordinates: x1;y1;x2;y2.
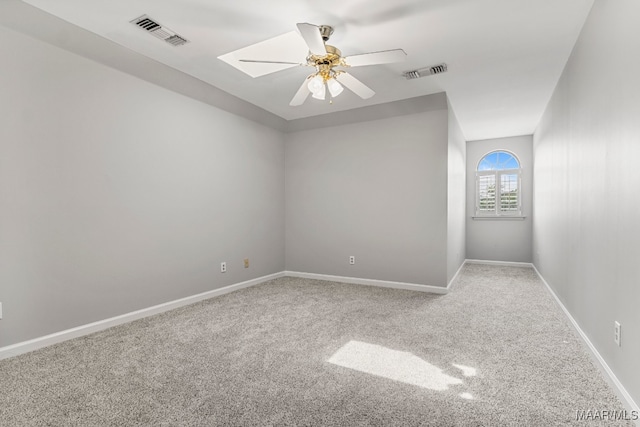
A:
475;150;522;217
476;173;496;213
499;172;520;213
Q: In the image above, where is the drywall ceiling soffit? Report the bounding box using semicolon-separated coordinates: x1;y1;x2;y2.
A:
14;0;594;140
286;92;448;133
0;0;288;132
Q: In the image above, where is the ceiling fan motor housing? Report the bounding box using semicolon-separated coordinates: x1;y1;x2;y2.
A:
307;45;344;81
308;45;342;66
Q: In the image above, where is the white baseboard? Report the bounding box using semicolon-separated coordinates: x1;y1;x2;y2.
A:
532;264;639;416
447;260;467;289
465;259;533;268
284;271;449;294
0;272;284;361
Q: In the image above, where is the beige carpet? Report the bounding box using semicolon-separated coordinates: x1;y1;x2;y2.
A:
0;264;632;426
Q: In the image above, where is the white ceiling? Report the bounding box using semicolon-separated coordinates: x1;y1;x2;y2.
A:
20;0;594;140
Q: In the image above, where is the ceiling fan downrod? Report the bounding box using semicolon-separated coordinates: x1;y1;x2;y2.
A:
318;25;334;42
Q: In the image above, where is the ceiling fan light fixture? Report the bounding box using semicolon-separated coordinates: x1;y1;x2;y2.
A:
311;83;326;100
327;78;344;97
308;75;324;94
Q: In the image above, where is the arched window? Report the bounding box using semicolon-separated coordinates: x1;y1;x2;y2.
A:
476;150;521;217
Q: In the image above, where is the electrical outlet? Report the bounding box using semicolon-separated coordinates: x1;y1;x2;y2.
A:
244;258;249;268
614;321;621;346
349;256;355;265
221;262;227;273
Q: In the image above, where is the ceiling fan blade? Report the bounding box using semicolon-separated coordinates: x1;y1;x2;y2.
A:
335;72;375;99
239;59;304;65
344;49;407;67
290;76;313;106
296;23;327;56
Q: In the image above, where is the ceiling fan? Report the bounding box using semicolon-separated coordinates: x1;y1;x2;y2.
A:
239;23;407;106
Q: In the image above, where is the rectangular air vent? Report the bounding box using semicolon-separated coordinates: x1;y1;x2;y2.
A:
130;15;189;47
403;63;448;80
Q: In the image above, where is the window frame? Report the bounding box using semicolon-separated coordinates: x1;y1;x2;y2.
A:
474;150;523;218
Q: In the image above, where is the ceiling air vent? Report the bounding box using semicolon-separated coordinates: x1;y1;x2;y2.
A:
130;15;189;47
403;63;448;80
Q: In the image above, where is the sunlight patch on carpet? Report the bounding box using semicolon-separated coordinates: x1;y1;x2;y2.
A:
452;363;477;377
328;340;463;391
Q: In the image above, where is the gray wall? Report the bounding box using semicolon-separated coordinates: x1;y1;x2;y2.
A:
285;107;450;287
447;105;466;282
0;25;285;347
466;135;533;262
533;0;640;407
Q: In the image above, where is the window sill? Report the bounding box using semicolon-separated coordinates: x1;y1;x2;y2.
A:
472;216;526;221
